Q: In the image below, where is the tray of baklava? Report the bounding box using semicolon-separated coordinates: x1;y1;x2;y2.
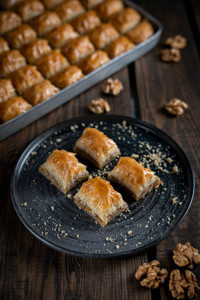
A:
0;0;162;141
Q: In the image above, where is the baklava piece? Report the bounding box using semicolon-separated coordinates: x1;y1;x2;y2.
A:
4;24;37;49
0;50;26;77
23;80;59;105
51;65;84;89
70;10;101;34
78;50;110;74
41;0;64;9
45;24;79;48
73;127;120;169
54;0;85;23
81;0;103;9
74;177;128;227
0;96;32;123
0;37;10;54
111;8;141;34
88;23;119;49
35;49;69;78
0;0;23;9
21;38;51;63
95;0;124;21
0;79;16;102
39;149;89;194
61;35;94;64
126;20;154;44
108;157;161;201
0;11;22;35
9;65;44;94
105;36;134;58
29;11;62;36
15;0;45;21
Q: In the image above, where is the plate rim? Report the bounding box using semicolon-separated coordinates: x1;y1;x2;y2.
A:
11;115;195;258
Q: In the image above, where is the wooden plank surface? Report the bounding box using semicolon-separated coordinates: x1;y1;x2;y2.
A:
0;0;200;299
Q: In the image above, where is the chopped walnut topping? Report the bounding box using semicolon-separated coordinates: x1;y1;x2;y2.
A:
172;166;179;173
169;269;200;299
164;98;188;116
165;35;187;49
160;48;181;62
102;78;123;96
135;260;168;289
88;98;110;114
173;242;200;269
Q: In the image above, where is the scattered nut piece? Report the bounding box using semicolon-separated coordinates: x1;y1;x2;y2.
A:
88;98;110;114
173;242;200;269
135;260;168;288
165;35;187;49
160;48;181;62
164;98;188;116
172;166;179;173
102;78;123;96
169;269;200;299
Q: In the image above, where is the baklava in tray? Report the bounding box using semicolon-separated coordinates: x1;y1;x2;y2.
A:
0;0;162;140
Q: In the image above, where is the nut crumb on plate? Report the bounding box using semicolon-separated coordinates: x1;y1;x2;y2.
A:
102;78;123;96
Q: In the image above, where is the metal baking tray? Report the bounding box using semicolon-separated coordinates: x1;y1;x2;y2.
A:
0;1;162;141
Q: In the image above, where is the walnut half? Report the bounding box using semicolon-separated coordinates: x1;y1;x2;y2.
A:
165;35;187;49
135;260;168;289
173;242;200;269
160;48;181;62
164;98;188;116
102;78;123;96
88;98;110;114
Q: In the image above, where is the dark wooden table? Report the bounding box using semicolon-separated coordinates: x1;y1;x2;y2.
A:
1;0;200;299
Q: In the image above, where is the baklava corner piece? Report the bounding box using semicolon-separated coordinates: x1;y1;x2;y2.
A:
39;149;89;194
73;127;120;169
108;157;162;201
74;176;128;227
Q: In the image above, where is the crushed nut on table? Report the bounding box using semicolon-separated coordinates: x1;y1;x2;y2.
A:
164;98;188;116
102;78;123;96
173;242;200;269
88;98;110;114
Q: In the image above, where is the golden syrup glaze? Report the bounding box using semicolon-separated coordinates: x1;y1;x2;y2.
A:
77;128;117;158
46;149;87;180
126;20;154;45
80;177;123;214
112;157;154;190
70;10;101;34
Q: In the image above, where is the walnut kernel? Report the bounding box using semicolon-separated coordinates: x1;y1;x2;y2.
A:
173;242;200;269
88;98;110;114
135;260;168;289
165;35;187;49
102;78;123;96
160;48;181;62
185;270;200;299
164;98;188;116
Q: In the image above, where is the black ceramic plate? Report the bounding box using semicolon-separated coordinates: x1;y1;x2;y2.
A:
11;115;195;258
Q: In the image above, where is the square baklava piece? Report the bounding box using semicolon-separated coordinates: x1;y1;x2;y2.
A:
15;0;45;21
45;24;79;48
29;11;62;36
88;23;119;49
0;37;10;54
23;80;59;105
41;0;65;9
0;96;32;123
0;50;26;77
54;0;85;23
61;35;94;64
105;36;134;58
9;65;44;94
21;38;52;63
95;0;124;21
51;65;84;89
0;79;16;102
81;0;103;9
111;8;142;34
73;127;120;169
39;149;89;194
0;11;22;35
126;20;154;44
70;10;101;34
108;157;161;201
4;24;37;49
35;49;69;78
74;177;128;227
78;50;110;74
